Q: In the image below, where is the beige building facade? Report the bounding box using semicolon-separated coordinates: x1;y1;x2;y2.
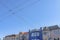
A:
19;32;29;40
3;32;29;40
15;34;19;40
3;34;16;40
43;25;60;40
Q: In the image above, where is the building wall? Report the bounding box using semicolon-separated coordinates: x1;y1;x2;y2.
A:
4;36;15;40
19;32;29;40
50;29;60;40
15;35;19;40
29;28;43;40
3;34;17;40
43;31;50;40
43;29;60;40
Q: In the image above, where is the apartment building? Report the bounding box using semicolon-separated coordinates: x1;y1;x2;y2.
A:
29;27;43;40
3;32;29;40
43;25;60;40
19;32;29;40
3;34;19;40
15;34;19;40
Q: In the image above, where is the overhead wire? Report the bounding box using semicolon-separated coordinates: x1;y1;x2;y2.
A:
0;0;22;17
0;0;31;21
0;0;11;10
0;0;39;22
0;0;40;23
0;0;12;17
0;0;27;22
0;0;29;17
12;0;40;13
12;0;40;24
0;0;23;11
12;0;29;10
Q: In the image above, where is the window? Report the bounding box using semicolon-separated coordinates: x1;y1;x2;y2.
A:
31;33;34;36
43;32;48;35
34;39;36;40
31;32;40;37
54;30;59;34
16;38;19;40
36;32;40;36
37;39;39;40
32;39;34;40
32;39;39;40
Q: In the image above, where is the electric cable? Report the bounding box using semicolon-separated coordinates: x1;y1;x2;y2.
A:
12;0;40;14
0;0;40;23
0;0;30;17
11;0;40;24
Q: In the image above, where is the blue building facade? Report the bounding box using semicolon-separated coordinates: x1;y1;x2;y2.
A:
29;27;43;40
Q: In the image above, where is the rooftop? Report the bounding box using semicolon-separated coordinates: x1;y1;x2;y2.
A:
5;34;16;38
19;32;28;34
43;25;60;31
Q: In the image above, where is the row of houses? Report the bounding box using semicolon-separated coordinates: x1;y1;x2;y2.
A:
3;32;29;40
3;25;60;40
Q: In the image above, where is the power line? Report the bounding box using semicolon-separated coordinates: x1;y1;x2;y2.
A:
13;0;40;14
11;0;40;24
0;0;36;17
0;0;13;17
0;0;28;17
0;0;40;23
0;0;30;17
14;14;27;23
12;0;30;10
0;0;11;10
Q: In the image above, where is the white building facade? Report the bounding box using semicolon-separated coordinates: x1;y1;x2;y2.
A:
43;25;60;40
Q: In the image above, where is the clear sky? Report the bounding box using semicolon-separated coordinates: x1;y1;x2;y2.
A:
0;0;60;39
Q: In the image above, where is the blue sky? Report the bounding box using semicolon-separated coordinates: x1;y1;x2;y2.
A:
0;0;60;39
